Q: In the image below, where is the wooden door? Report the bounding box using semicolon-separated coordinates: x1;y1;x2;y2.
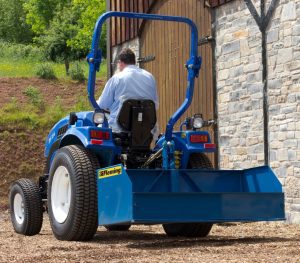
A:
139;0;216;165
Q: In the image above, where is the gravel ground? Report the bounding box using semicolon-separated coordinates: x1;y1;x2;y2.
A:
1;211;300;263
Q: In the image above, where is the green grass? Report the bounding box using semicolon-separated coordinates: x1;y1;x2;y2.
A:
0;95;92;130
0;41;107;79
0;57;107;79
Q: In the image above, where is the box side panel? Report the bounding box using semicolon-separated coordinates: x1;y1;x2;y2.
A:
132;192;285;223
98;165;133;225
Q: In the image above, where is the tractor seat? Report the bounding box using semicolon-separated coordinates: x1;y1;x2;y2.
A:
115;99;156;151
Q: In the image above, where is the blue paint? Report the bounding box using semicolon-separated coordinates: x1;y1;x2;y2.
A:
97;165;285;225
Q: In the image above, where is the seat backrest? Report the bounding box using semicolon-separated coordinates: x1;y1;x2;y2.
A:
117;99;156;151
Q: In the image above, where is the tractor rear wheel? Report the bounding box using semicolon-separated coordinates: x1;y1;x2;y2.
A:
105;224;131;231
9;179;43;236
163;153;214;237
48;145;100;241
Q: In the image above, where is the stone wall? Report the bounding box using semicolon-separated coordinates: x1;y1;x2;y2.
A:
267;0;300;222
214;0;300;222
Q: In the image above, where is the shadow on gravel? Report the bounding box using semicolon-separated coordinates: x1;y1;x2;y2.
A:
92;230;300;250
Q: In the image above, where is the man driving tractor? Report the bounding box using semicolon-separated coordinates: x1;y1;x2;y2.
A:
97;48;159;133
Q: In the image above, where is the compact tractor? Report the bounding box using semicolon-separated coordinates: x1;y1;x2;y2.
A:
9;12;285;240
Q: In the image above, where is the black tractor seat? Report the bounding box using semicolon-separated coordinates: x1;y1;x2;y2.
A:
114;99;157;151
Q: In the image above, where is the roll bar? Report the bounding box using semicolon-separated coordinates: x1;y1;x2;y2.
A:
87;11;201;141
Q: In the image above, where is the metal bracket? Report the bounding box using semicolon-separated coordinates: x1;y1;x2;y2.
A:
198;36;214;46
87;49;102;72
185;56;202;80
137;55;156;64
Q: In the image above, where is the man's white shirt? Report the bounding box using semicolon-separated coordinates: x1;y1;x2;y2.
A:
97;65;159;132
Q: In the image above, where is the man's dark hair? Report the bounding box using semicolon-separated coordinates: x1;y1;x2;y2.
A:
118;48;136;65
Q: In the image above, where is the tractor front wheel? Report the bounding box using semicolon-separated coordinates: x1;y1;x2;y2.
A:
163;153;214;237
9;179;43;236
48;145;99;241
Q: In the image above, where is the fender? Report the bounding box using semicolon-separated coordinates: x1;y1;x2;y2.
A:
61;127;90;147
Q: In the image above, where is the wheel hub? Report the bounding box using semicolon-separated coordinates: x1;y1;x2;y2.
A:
51;166;72;223
13;193;25;224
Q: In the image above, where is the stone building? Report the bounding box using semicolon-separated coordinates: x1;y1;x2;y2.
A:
107;0;300;223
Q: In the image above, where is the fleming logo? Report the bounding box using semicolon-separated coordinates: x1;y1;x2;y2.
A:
98;165;122;179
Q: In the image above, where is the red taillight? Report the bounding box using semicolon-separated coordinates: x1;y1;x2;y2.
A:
90;130;110;140
190;134;208;143
204;143;216;149
91;139;103;145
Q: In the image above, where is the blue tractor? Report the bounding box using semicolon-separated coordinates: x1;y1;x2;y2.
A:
9;12;285;240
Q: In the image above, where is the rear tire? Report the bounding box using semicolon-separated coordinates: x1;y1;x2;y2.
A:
163;153;214;237
105;224;131;231
48;145;100;241
9;179;43;236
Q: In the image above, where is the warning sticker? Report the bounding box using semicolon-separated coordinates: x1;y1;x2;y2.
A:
98;165;122;179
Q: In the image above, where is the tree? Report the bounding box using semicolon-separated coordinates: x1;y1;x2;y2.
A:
69;0;106;57
23;0;107;75
0;0;33;43
40;5;83;74
23;0;69;35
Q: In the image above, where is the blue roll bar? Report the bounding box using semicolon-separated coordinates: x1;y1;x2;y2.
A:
87;11;201;141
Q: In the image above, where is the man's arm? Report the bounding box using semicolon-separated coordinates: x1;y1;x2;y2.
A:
97;76;119;110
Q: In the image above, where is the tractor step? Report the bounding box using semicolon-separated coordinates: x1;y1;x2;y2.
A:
97;165;285;225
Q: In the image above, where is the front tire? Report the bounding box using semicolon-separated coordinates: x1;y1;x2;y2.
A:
163;153;214;237
9;179;43;236
48;145;100;241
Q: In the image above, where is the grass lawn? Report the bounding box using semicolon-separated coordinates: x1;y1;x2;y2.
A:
0;57;107;79
0;41;107;79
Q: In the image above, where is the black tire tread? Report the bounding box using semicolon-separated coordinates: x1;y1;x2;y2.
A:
188;153;213;169
48;145;100;241
10;178;43;236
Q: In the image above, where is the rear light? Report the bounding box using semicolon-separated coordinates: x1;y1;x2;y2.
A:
190;134;208;143
91;139;103;145
90;130;110;140
204;143;216;149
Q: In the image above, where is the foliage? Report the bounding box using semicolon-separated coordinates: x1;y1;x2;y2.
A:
0;98;39;128
23;86;45;111
0;96;62;129
69;0;106;57
0;41;107;79
74;96;91;112
0;0;33;43
0;41;44;61
0;0;107;74
69;61;86;81
23;0;69;35
23;0;106;75
36;63;56;79
0;93;94;130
